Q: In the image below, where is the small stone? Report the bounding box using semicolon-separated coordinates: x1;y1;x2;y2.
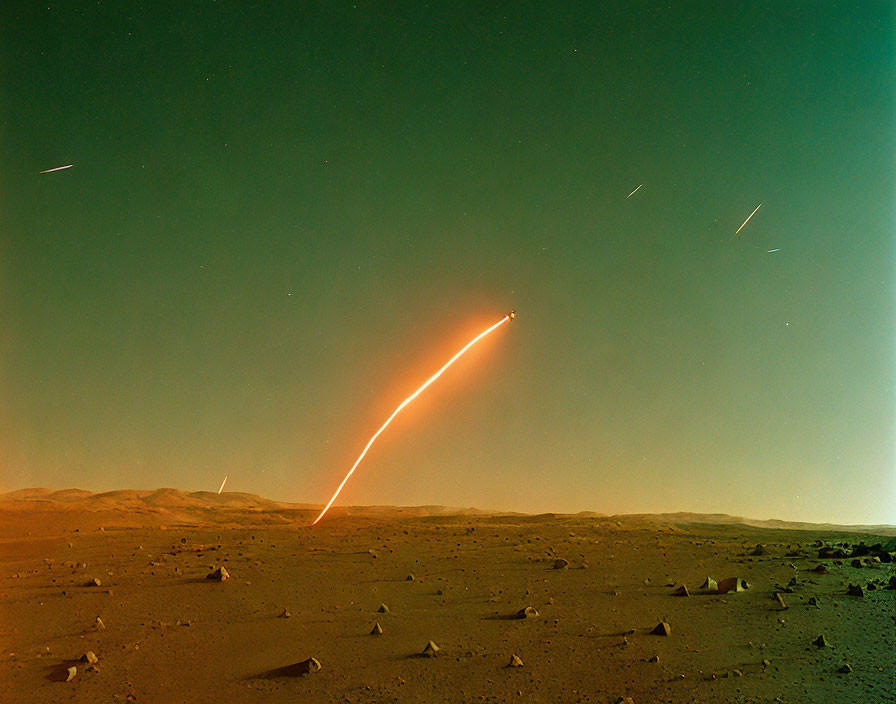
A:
406;574;415;581
507;654;524;668
65;666;77;681
671;584;690;597
813;634;831;648
87;578;101;587
648;655;659;663
750;544;765;556
370;622;382;635
422;641;440;657
278;608;291;619
613;698;635;704
846;584;864;597
808;596;820;606
716;577;748;594
553;558;569;569
516;606;539;619
762;659;771;667
812;564;829;574
297;657;321;674
377;603;390;613
650;622;671;636
80;651;98;665
206;566;229;581
732;669;743;677
837;663;853;674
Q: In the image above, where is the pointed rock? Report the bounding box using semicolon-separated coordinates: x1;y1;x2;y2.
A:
506;653;524;668
812;564;829;574
750;544;766;556
671;584;690;597
650;621;672;636
846;583;864;597
421;640;440;657
700;577;718;591
65;666;77;682
406;574;415;581
813;634;831;648
838;663;853;674
278;608;291;619
553;558;569;569
808;596;820;607
80;651;98;665
206;566;229;581
370;622;383;635
516;606;539;619
87;577;101;587
377;603;390;613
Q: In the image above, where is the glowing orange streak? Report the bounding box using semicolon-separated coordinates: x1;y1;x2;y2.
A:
311;314;513;525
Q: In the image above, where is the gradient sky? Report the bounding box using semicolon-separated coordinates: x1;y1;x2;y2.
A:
1;2;893;524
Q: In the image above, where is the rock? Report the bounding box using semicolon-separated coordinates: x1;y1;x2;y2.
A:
808;596;820;606
87;578;101;587
553;558;569;569
516;606;539;619
278;608;291;619
422;641;440;657
95;617;106;630
812;564;829;574
818;547;848;559
506;654;524;668
775;593;788;609
294;657;321;674
377;603;390;613
80;651;98;665
671;584;690;597
716;577;748;594
846;584;864;597
406;574;415;581
613;698;635;704
650;622;672;636
838;663;853;674
812;634;831;648
762;658;771;667
370;622;382;635
648;655;659;663
65;666;77;682
700;577;718;591
750;544;765;556
206;566;229;581
887;575;896;590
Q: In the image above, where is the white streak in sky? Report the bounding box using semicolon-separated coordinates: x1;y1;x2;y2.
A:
626;184;643;199
39;164;74;174
767;248;780;253
217;476;228;494
735;203;762;235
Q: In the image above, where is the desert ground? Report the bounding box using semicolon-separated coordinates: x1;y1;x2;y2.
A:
0;489;893;704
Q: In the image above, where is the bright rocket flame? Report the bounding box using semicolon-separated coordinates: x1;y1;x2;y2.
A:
311;313;514;526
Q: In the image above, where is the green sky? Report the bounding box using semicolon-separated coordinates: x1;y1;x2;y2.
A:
1;2;893;524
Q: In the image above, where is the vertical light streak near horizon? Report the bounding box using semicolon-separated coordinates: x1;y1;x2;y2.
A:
217;476;228;494
311;313;514;526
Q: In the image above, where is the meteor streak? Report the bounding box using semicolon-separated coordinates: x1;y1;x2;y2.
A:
39;164;73;174
217;475;228;494
311;312;515;526
626;184;643;199
735;203;762;235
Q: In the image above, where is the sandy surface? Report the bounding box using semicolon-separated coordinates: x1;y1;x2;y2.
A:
0;490;893;703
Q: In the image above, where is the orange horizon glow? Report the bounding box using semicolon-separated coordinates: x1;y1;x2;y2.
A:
311;312;514;525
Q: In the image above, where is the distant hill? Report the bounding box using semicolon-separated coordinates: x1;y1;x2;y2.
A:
0;489;892;536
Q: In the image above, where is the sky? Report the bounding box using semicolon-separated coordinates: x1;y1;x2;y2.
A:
1;2;893;525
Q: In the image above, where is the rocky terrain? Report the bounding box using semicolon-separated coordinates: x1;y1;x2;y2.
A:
1;489;893;703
